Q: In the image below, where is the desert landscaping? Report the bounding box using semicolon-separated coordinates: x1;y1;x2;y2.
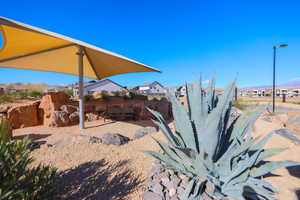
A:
1;89;300;199
2;6;300;200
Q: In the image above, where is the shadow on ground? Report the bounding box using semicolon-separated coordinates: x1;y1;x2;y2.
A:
287;165;300;179
13;133;51;141
57;159;143;200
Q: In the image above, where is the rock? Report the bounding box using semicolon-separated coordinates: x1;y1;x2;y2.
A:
100;132;130;146
142;191;163;200
169;188;176;197
150;163;163;175
60;105;77;114
86;113;99;121
39;92;69;126
69;112;80;125
89;136;102;144
0;105;11;113
8;102;40;129
79;134;102;144
133;126;157;140
152;183;164;196
170;175;181;187
178;173;189;184
48;111;70;127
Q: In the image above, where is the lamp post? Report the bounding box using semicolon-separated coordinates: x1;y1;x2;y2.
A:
272;44;288;113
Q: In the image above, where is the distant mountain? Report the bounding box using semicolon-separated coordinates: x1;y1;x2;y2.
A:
279;79;300;87
0;83;62;92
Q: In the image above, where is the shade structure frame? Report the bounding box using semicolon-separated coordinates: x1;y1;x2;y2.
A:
0;16;161;80
77;45;85;129
0;16;161;129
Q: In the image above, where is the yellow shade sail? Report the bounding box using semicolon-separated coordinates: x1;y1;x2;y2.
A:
0;17;160;79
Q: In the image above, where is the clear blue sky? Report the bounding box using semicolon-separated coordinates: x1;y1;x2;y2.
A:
1;0;300;88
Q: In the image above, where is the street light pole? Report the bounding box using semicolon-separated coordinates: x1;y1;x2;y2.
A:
272;46;276;113
272;44;288;113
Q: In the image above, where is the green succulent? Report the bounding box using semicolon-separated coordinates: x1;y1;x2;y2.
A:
144;77;300;200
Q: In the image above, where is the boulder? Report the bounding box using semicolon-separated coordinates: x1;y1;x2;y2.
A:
142;192;163;200
48;111;70;127
60;105;77;114
100;132;130;146
69;112;80;125
8;102;40;129
39;92;69;126
133;126;157;140
86;113;99;121
0;105;11;113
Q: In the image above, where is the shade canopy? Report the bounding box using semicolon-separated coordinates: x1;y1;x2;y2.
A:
0;17;160;79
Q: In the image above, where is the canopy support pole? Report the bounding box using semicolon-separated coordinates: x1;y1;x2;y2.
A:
77;46;85;129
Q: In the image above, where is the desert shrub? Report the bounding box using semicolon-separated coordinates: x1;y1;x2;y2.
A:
64;89;73;97
28;90;42;98
233;100;247;110
0;121;58;200
0;93;14;103
145;77;300;200
0;118;12;143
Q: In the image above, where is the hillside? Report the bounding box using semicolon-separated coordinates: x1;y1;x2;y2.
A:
0;83;61;92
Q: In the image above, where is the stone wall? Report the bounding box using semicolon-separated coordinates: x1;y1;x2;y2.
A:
39;92;70;126
2;92;172;129
7;101;41;129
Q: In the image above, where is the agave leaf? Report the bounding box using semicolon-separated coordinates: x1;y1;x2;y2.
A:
168;93;197;151
255;148;288;165
221;187;247;200
204;79;236;159
247;177;278;194
223;148;261;184
243;182;277;200
250;132;274;152
151;137;182;164
179;179;196;200
251;161;300;177
230;105;265;142
147;108;183;147
189;179;206;198
206;75;216;111
143;150;193;176
152;138;197;174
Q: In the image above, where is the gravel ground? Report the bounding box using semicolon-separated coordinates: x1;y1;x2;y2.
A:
13;103;300;200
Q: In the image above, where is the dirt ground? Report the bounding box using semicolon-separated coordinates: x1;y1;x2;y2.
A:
13;103;300;200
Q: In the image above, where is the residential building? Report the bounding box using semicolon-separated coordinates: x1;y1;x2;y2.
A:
73;79;128;96
238;87;300;98
137;81;166;95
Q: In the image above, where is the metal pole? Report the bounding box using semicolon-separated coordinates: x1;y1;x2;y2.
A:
272;46;276;113
77;46;85;129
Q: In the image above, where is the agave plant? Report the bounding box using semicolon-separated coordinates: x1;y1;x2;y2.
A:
144;77;300;200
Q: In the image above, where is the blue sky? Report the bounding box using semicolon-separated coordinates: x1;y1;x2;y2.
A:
0;0;300;88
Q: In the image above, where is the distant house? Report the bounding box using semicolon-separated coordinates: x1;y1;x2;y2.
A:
43;86;69;93
73;79;128;96
137;81;166;95
5;88;28;93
